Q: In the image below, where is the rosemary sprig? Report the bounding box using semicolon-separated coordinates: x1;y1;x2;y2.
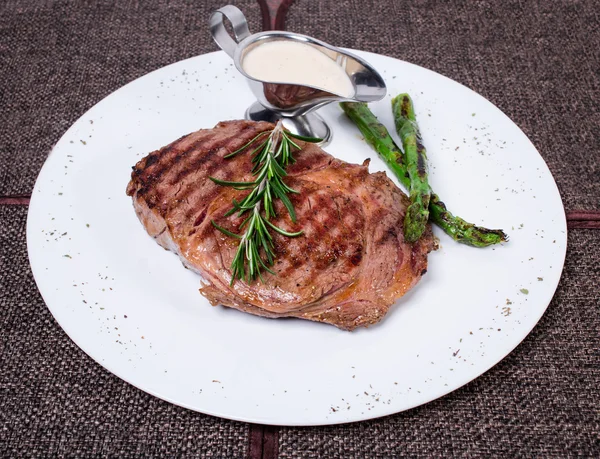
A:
210;121;321;284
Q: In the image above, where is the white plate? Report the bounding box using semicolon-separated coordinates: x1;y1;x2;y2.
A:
27;50;567;426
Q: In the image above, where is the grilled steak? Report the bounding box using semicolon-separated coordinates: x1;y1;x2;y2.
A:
126;120;435;330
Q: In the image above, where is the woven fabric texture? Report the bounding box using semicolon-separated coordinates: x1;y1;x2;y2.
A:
278;228;600;457
286;0;600;211
0;206;249;457
2;0;599;209
1;0;599;457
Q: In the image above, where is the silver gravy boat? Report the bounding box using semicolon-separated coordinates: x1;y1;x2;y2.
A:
209;5;386;144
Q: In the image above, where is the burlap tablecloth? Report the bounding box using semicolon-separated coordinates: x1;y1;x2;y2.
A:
1;1;598;457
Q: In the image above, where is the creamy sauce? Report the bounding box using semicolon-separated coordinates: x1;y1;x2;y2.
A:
242;41;355;98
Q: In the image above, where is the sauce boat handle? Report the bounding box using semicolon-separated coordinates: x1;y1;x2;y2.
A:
209;5;251;58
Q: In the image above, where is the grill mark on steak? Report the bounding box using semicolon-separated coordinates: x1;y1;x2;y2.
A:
270;179;366;279
166;126;273;223
133;122;266;203
136;133;209;189
133;123;273;229
165;142;214;183
349;246;363;266
143;152;161;168
170;147;220;188
177;158;241;211
168;123;261;187
127;120;435;330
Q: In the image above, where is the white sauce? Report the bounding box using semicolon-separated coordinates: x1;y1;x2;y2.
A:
242;41;355;98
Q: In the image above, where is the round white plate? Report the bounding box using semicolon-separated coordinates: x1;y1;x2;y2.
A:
27;50;567;426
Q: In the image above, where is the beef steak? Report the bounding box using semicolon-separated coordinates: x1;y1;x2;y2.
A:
126;120;435;330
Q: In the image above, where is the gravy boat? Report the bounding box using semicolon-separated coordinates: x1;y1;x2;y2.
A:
209;5;386;144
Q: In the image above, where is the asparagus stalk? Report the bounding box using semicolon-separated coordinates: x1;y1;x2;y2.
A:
392;94;431;242
340;102;508;247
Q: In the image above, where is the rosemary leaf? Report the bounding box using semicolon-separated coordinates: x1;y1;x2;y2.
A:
265;219;304;237
224;131;269;158
209;177;256;188
211;121;321;283
287;132;323;143
211;221;242;239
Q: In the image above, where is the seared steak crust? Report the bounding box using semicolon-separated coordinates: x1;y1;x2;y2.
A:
127;120;434;330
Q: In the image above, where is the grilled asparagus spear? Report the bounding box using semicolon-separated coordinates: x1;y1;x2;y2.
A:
340;101;508;247
392;94;431;242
